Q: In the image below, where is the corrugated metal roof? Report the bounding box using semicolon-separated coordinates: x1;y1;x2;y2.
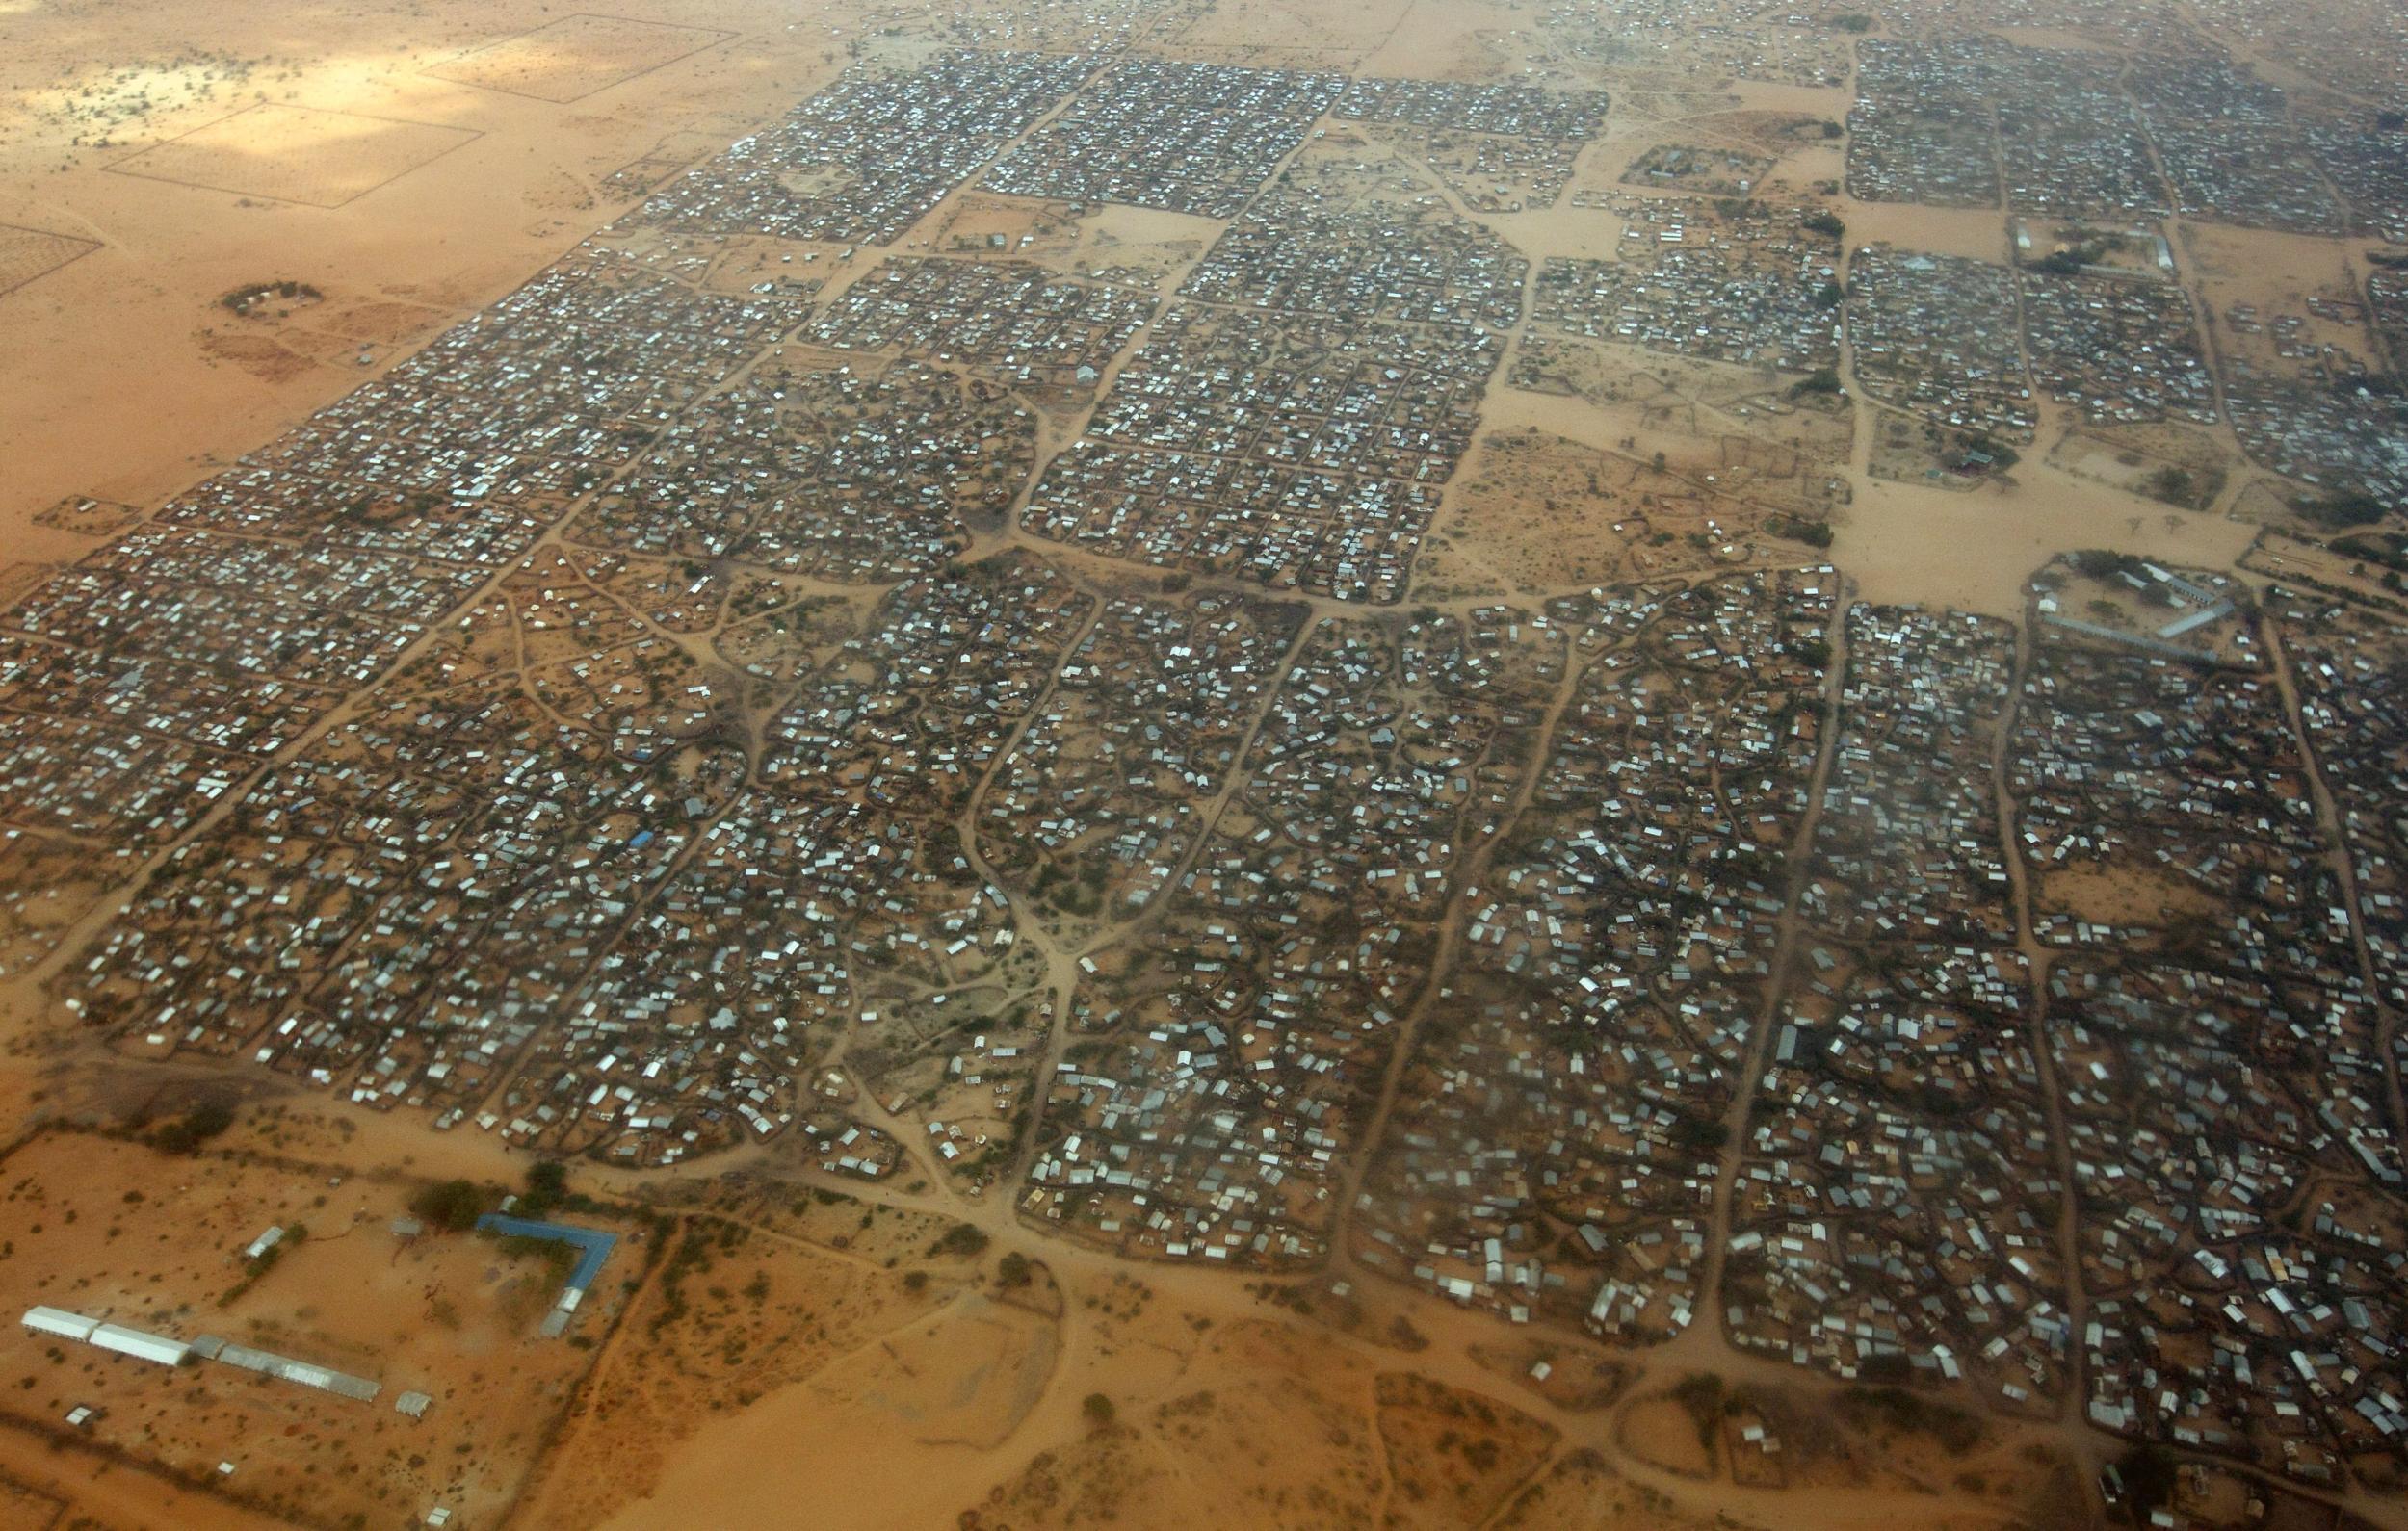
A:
214;1341;380;1402
21;1307;97;1342
91;1322;191;1367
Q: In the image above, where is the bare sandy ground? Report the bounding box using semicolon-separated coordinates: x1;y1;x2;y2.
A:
0;0;851;566
1838;472;2256;617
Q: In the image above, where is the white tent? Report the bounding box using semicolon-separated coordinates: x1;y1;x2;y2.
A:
90;1323;191;1367
20;1307;97;1342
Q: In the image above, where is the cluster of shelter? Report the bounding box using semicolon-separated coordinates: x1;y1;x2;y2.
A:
10;26;2408;1497
1356;572;1834;1342
983;58;1344;219
2018;267;2217;427
804;257;1156;394
2012;578;2407;1472
577;354;1035;582
1734;607;2066;1406
632;49;1098;245
1021;303;1494;602
1848;36;2385;236
1847;247;2036;442
1331;78;1607;212
1026;602;1568;1262
1530;195;1844;375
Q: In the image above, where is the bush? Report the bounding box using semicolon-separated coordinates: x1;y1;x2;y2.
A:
2141;466;2196;506
929;1222;990;1259
1859;1352;1912;1384
409;1180;488;1233
1840;1386;1984;1455
1082;1392;1116;1429
2306;491;2389;529
1669;1373;1725;1456
150;1101;238;1155
1667;1112;1728;1152
996;1251;1033;1288
2117;1443;2178;1519
523;1160;568;1215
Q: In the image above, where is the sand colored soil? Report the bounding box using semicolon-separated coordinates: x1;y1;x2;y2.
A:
1375;1371;1560;1528
424;15;737;104
0;0;851;565
1495;1448;1719;1529
0;1127;614;1527
106;104;481;208
1619;1392;1718;1479
0;222;98;294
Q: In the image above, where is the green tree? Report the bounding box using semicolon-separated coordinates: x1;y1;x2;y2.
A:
524;1160;569;1215
410;1180;489;1233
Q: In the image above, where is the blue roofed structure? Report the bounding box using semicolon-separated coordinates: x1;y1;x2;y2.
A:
475;1214;619;1305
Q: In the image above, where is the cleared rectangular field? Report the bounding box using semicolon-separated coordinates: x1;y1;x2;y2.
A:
425;13;734;103
107;105;479;208
0;222;100;295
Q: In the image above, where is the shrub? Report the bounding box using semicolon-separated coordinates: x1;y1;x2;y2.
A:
929;1222;990;1259
409;1180;488;1233
523;1160;568;1215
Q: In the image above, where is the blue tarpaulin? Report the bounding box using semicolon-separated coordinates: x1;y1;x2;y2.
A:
476;1214;618;1292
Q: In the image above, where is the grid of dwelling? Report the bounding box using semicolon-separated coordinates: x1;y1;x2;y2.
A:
1013;602;1575;1263
1529;195;1844;376
2212;279;2408;513
66;529;1095;1164
0;247;783;918
15;38;2408;1491
1350;571;1835;1340
1307;558;2408;1488
2013;568;2408;1484
982;58;1344;219
1846;35;2395;237
1011;78;1605;603
1021;129;1536;602
1733;604;2069;1413
1851;237;2220;439
0;52;1637;1172
1331;76;1609;214
31;50;1158;1165
628;49;1101;246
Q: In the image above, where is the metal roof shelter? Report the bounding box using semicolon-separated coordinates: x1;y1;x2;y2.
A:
475;1214;618;1302
90;1322;191;1367
21;1307;97;1342
211;1340;380;1402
